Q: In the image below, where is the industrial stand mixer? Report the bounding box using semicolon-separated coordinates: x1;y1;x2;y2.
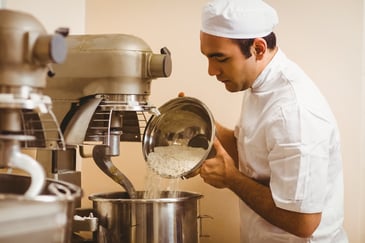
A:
0;9;81;243
39;33;172;197
40;33;208;243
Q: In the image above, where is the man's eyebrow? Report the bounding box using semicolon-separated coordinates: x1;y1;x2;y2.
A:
206;52;225;58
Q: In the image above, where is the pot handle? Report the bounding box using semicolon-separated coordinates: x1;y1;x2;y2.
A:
73;211;99;232
198;214;213;238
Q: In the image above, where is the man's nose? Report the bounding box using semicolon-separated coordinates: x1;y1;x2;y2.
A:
208;61;220;76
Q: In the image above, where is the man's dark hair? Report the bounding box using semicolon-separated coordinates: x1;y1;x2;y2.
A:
233;32;277;58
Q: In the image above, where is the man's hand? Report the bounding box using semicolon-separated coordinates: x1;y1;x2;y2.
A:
200;138;240;188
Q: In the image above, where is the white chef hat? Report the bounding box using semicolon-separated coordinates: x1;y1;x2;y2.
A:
201;0;279;39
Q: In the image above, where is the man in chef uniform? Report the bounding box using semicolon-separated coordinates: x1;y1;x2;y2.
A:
198;0;348;242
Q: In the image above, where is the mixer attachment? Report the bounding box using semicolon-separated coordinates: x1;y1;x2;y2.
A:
93;144;137;199
0;135;46;197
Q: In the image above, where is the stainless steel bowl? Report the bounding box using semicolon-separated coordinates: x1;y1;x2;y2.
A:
0;174;82;243
142;97;215;179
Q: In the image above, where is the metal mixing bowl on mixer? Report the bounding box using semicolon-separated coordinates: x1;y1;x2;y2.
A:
142;96;215;179
0;174;82;243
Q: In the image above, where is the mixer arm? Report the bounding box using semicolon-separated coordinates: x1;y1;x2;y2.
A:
92;144;136;199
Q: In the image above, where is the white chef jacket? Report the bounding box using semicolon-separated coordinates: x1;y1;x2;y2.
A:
235;49;348;243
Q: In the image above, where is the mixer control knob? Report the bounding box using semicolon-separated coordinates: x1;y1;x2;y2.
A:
55;27;70;37
33;33;68;64
160;47;171;56
149;47;172;78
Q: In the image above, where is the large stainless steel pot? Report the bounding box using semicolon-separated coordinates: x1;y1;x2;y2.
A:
0;174;82;243
89;191;202;243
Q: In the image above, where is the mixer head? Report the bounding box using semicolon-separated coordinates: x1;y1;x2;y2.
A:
45;34;171;149
0;9;68;150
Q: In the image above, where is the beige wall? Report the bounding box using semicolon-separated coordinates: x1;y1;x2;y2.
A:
2;0;364;242
3;0;85;34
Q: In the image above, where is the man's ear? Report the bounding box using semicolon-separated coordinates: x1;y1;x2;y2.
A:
253;38;267;60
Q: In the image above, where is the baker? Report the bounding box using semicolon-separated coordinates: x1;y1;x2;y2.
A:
197;0;348;242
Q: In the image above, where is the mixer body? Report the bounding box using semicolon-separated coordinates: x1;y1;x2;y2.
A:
37;33;172;197
0;8;68;193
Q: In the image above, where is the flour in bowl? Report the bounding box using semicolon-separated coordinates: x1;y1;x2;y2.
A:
147;145;206;178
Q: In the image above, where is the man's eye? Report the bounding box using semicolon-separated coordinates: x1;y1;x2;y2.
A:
215;57;229;62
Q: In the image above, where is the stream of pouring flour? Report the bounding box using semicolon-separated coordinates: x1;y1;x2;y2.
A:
143;145;205;199
143;167;181;199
